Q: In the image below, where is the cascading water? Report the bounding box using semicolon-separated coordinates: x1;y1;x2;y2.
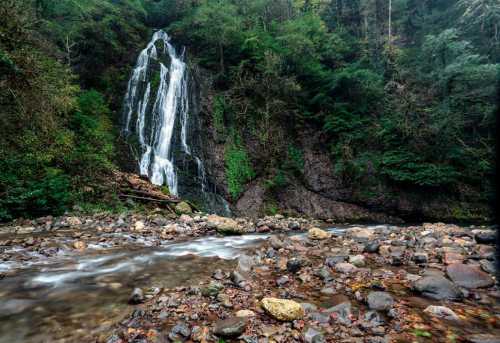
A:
123;30;229;215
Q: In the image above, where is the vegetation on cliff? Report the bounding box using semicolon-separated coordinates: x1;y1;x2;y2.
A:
168;0;498;218
0;0;497;221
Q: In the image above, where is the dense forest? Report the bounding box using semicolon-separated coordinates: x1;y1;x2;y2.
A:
0;0;498;221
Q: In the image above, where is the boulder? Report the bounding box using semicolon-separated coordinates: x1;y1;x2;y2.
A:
474;231;496;245
308;228;331;240
207;215;245;235
446;263;495;289
178;214;194;224
261;297;305;321
414;276;462;300
346;227;373;242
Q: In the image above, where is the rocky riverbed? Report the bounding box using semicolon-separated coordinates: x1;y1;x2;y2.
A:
0;211;498;343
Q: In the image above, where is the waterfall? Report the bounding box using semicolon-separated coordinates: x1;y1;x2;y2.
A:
123;30;195;196
122;30;228;215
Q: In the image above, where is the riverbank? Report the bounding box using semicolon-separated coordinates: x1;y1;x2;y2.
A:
0;212;498;342
106;221;499;343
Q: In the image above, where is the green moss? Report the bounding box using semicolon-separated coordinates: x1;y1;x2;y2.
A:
264;200;279;216
224;139;255;199
161;185;170;196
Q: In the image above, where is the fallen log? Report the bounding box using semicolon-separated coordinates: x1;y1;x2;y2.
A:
120;188;173;200
118;194;181;204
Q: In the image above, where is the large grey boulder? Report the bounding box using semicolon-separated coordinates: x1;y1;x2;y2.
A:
414;276;463;300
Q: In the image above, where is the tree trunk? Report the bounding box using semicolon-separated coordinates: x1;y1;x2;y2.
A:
219;43;224;74
388;0;392;47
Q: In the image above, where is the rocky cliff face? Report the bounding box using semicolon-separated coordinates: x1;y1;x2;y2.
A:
174;66;491;223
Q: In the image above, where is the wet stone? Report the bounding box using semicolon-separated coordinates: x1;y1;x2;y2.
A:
364;241;380;253
413;252;428;264
286;258;303;273
276;275;290;287
414;276;463;300
335;262;357;274
129;288;145;304
423;305;459;321
367;292;394;311
480;259;496;274
303;327;325;343
231;270;246;286
475;231;496;245
326;301;352;325
349;255;366;267
317;267;334;282
308;311;330;324
446;263;495;289
362;311;385;328
320;287;335;295
212;269;225;280
213;317;247;338
467;334;500;343
201;281;224;297
168;322;191;341
325;255;347;267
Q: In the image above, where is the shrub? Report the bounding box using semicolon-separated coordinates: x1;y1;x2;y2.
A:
225;141;255;199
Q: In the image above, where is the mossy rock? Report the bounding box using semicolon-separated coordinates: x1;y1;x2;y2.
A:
175;201;192;214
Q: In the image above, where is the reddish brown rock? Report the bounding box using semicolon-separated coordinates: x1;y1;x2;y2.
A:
443;252;464;265
446;263;495;289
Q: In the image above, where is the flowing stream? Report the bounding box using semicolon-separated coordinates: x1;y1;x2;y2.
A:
0;225;358;343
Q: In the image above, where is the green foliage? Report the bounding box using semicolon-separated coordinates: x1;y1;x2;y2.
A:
284;145;304;175
225;140;255;199
265;169;289;191
0;1;118;221
213;95;226;138
264;200;280;216
413;329;432;338
69;90;116;179
1;0;497;220
0;155;73;220
381;150;459;186
170;0;496;205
